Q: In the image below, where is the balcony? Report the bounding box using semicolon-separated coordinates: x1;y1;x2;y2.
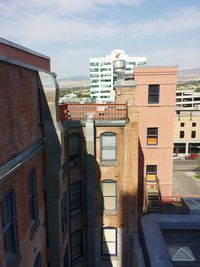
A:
59;103;127;122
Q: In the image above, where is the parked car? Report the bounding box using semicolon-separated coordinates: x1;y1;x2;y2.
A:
173;155;181;160
185;154;198;160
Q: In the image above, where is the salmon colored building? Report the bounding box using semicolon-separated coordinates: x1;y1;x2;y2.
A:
134;66;178;202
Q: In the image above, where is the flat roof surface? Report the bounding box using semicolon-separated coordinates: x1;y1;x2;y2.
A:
182;197;200;214
141;214;200;267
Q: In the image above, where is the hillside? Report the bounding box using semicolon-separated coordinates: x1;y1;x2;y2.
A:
178;68;200;82
57;68;200;89
58;76;89;88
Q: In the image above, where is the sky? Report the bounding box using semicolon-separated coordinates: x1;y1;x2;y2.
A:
1;0;200;78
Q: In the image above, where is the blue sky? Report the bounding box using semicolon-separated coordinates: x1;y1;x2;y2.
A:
1;0;200;78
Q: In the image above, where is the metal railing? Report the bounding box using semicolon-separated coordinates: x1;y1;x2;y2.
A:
59;103;127;122
143;176;162;214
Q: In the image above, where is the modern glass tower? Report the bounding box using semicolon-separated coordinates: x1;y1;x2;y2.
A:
89;49;147;102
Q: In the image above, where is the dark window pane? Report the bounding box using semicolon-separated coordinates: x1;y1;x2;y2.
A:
148;85;160;104
70;182;82;212
180;131;184;138
191;131;196;138
1;191;18;262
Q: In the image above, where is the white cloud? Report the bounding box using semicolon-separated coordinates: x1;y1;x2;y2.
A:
0;0;144;17
0;1;199;76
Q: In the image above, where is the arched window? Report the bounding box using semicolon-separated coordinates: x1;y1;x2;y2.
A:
101;227;117;256
100;132;117;161
101;180;117;210
69;181;82;213
68;133;81;166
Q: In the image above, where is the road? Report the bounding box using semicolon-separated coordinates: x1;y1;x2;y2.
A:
173;159;200;195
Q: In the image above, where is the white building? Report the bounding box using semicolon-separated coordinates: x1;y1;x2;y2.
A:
176;89;200;110
89;49;147;102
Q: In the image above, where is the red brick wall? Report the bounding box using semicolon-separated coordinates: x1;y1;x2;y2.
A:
0;152;47;267
0;61;43;165
0;42;50;71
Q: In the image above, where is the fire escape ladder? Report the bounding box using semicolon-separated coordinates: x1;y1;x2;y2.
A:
144;177;162;214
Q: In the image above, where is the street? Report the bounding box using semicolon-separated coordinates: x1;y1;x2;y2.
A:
173;159;200;195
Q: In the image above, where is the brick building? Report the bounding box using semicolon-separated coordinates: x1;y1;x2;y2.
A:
59;62;178;266
60;75;139;267
0;38;50;267
0;38;178;267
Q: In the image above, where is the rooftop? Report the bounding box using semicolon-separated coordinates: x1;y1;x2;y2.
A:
59;103;127;122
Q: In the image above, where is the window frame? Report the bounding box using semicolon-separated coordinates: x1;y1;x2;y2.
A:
63;245;69;267
101;227;117;256
146;165;157;181
148;84;160;104
180;122;185;127
33;252;41;267
28;167;38;229
147;128;158;146
191;131;196;139
192;122;196;127
69;181;82;213
100;132;117;162
61;191;68;233
1;190;19;264
180;131;184;139
70;229;83;261
101;180;117;211
68;133;81;167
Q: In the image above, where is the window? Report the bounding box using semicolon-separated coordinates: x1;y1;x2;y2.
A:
68;133;81;166
71;230;82;260
148;85;160;104
33;253;41;267
191;131;196;138
173;143;186;154
28;168;38;227
146;165;157;181
147;128;158;145
101;227;117;256
192;122;196;127
63;246;69;267
70;181;82;213
180;122;185;127
61;191;67;233
101;180;117;210
180;131;184;138
1;191;19;264
100;132;117;161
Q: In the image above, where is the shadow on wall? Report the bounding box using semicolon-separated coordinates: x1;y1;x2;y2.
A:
138;139;144;216
92;153;114;267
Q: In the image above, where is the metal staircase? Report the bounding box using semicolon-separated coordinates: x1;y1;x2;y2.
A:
144;177;162;214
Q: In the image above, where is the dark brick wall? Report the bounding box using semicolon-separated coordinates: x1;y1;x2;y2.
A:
0;152;47;267
0;61;47;266
0;61;43;165
0;42;50;71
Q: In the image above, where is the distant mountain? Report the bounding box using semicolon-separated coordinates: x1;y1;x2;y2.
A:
58;75;89;82
178;68;200;82
58;76;89;88
57;68;200;88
